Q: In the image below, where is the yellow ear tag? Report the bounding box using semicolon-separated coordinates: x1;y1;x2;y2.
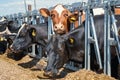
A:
32;30;36;37
70;17;76;23
0;37;4;41
69;38;74;44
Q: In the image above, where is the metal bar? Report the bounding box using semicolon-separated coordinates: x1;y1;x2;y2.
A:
107;10;111;76
87;9;91;70
104;6;108;75
85;8;89;69
48;17;54;40
67;1;120;12
90;13;102;69
104;4;111;76
78;12;82;26
85;8;91;70
111;12;120;63
24;0;27;13
29;44;36;57
70;23;75;30
34;0;37;10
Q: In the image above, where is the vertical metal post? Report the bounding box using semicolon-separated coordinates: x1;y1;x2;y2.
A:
104;6;107;75
34;0;36;10
87;13;91;70
85;8;90;70
78;12;82;26
30;44;36;57
70;23;75;30
107;11;111;76
48;17;54;40
85;8;88;69
104;4;111;76
18;13;23;26
24;0;27;13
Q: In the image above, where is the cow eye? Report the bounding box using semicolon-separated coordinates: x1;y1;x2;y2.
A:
50;14;55;18
64;14;68;17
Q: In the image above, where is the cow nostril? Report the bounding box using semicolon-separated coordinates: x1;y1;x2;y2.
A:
60;25;64;29
54;26;57;29
61;26;63;28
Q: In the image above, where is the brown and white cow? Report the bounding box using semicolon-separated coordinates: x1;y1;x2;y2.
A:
39;5;120;35
39;4;85;35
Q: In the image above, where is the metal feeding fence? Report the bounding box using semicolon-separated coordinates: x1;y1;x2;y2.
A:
79;0;120;76
1;0;120;77
2;3;49;59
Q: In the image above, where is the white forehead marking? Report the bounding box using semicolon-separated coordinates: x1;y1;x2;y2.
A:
0;17;6;22
54;5;65;17
18;23;27;35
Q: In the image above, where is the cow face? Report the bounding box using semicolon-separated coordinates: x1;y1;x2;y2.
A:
40;5;85;34
44;35;68;77
10;23;35;52
40;4;72;34
0;18;8;32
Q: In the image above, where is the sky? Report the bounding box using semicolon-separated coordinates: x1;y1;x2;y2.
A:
0;0;88;16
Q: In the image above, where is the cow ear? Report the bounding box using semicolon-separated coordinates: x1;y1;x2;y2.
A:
68;11;78;23
39;8;50;17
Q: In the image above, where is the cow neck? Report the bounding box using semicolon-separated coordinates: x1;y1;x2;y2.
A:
37;39;47;47
31;36;46;48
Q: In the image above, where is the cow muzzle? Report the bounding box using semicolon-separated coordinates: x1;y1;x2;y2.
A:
44;68;59;77
54;23;65;34
10;45;21;53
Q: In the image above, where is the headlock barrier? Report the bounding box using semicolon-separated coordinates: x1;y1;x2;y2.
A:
81;0;120;76
64;0;120;76
1;0;120;77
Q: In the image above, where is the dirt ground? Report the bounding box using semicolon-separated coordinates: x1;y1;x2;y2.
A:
0;52;116;80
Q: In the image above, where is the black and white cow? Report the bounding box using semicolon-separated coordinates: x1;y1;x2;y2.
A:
10;22;48;59
44;14;120;79
0;17;20;54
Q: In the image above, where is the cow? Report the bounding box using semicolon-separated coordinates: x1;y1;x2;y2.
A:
39;4;120;35
39;4;85;35
43;14;120;79
0;17;20;54
10;22;48;59
0;17;20;35
9;4;85;59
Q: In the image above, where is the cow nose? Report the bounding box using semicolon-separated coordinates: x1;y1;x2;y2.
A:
54;25;57;29
54;24;64;30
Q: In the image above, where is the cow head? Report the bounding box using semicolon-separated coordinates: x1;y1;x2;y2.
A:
39;4;82;34
0;17;8;32
44;35;69;77
10;23;37;52
7;20;20;33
